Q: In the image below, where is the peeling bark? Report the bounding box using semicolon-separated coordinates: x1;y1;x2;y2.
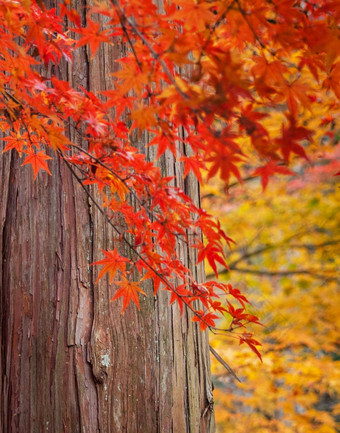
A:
0;1;215;432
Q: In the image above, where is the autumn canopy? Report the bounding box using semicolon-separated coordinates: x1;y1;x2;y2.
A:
0;0;339;358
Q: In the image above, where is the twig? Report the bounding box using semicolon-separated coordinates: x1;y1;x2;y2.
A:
209;345;241;382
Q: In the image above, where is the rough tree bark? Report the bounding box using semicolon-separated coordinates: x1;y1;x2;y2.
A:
0;1;215;432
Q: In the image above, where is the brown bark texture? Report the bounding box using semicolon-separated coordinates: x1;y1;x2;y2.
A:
0;1;215;432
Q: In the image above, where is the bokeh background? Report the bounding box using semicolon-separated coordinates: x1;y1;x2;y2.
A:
204;138;340;432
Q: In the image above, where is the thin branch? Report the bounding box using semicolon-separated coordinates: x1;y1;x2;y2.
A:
290;239;340;249
201;175;256;199
228;245;274;268
221;266;338;281
209;345;241;382
108;0;143;72
224;238;340;270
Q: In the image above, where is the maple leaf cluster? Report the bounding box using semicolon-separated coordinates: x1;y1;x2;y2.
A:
1;0;339;358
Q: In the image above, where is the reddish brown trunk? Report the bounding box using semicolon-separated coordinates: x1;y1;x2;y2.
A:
0;1;215;432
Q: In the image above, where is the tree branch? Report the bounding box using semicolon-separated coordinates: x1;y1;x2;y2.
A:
216;266;338;281
209;345;241;382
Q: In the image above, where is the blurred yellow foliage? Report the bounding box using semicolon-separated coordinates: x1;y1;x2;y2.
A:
204;143;340;432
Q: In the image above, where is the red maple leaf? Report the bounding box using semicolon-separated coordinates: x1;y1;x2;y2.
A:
22;150;52;180
197;242;228;277
224;284;250;307
169;284;193;314
276;117;312;163
207;146;243;184
239;333;262;362
59;4;81;27
93;248;130;282
192;311;219;331
253;161;295;190
180;155;205;183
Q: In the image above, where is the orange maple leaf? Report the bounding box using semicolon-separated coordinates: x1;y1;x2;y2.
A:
2;132;28;156
112;61;149;95
111;277;146;313
170;0;215;31
93;248;130;283
131;104;158;130
74;18;111;57
323;62;340;99
22;150;52;180
282;80;311;117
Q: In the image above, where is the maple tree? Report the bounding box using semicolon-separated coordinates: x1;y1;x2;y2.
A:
0;0;339;431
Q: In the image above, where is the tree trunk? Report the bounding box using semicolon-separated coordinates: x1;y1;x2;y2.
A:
0;2;215;432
